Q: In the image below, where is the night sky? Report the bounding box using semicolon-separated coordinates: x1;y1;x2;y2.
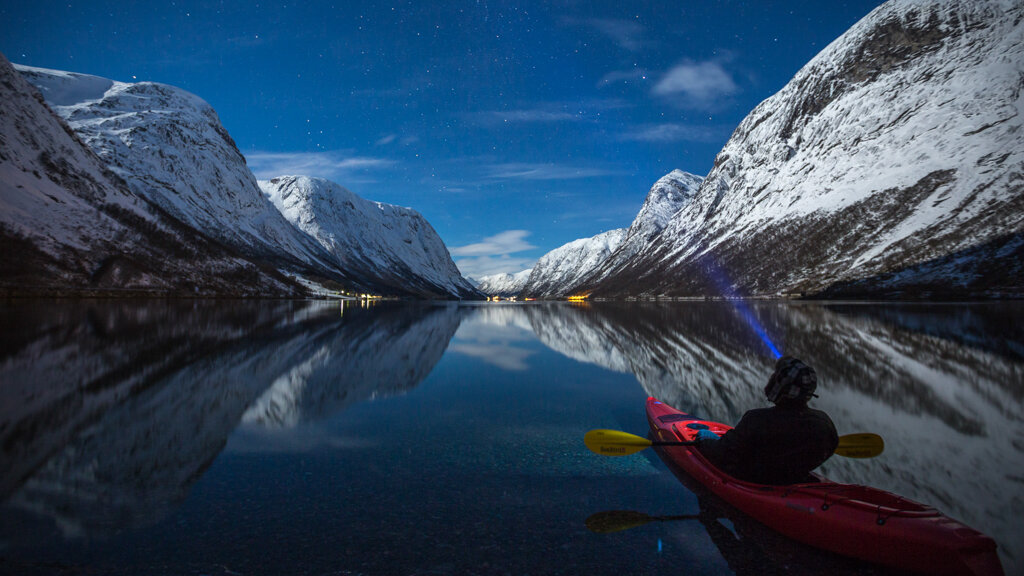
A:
1;1;885;279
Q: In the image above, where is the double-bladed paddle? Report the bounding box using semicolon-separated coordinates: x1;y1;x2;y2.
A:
584;429;884;458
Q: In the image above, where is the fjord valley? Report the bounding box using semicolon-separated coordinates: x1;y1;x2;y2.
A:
1;0;1023;575
2;0;1022;301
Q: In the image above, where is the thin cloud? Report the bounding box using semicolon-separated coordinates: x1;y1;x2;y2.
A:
621;123;731;143
565;17;645;52
374;134;419;146
246;151;394;183
653;60;738;108
451;230;536;258
456;255;538;282
589;18;644;52
484;162;621;181
468;108;582;126
451;230;538;280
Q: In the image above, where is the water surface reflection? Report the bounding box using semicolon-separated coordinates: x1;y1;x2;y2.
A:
526;300;1023;573
0;299;461;538
0;299;1020;574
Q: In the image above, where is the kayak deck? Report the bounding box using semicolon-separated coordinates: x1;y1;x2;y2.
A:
646;397;1002;576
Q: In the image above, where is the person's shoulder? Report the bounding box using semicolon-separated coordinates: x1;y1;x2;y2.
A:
804;406;834;420
804;406;839;432
739;406;776;423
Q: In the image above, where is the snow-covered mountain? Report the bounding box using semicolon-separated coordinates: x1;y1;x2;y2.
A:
589;0;1024;299
13;63;344;281
619;170;703;248
520;229;626;299
259;176;481;299
7;58;479;298
571;170;702;293
0;53;303;297
476;269;533;297
516;170;701;299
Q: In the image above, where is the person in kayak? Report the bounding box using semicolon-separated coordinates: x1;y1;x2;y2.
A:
695;356;839;485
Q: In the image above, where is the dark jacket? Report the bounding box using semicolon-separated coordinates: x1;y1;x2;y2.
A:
697;405;838;485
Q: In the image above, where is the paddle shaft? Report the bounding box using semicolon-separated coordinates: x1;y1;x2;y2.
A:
585;510;701;533
585;429;884;458
652;440;697;447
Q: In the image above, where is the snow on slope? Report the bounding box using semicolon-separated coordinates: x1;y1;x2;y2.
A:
575;170;702;292
14;64;342;278
0;57;135;254
624;170;703;243
260;175;480;298
589;0;1024;298
476;269;533;297
0;52;301;296
520;228;626;299
518;170;701;299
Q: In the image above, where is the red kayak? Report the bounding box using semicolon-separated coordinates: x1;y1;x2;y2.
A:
646;397;1003;575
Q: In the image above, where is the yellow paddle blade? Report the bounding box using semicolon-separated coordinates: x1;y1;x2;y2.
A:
586;510;657;533
836;433;884;458
584;429;653;457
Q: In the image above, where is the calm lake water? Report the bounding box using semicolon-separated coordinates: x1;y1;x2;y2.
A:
1;299;1021;575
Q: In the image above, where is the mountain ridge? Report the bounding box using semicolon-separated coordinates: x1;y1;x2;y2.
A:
520;228;626;299
583;0;1024;299
476;269;533;297
5;57;479;299
260;175;481;299
0;52;305;297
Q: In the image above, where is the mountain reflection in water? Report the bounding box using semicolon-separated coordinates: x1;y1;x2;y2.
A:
0;299;1020;574
526;300;1023;573
0;299;462;537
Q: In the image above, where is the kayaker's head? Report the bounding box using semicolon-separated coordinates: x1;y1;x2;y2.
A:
765;356;818;407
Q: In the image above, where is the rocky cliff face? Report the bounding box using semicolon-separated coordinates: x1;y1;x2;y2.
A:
589;0;1024;299
7;58;479;298
260;176;481;298
14;64;343;279
0;53;303;296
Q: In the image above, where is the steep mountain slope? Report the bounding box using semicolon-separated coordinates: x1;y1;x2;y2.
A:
520;228;626;299
14;64;344;282
476;269;533;297
260;176;480;298
590;0;1024;299
0;52;302;296
572;170;702;293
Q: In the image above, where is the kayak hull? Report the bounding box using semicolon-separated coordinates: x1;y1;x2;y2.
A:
646;397;1003;576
